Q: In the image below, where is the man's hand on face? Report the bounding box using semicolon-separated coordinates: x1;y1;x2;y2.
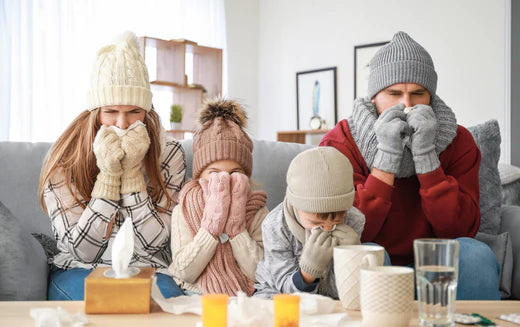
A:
406;104;440;174
372;103;412;174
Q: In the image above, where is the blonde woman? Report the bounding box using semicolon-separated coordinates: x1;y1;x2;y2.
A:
39;32;186;300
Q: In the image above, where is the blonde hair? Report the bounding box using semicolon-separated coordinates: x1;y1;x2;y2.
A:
39;109;172;214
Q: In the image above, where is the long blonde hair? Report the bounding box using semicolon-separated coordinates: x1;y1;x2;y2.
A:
39;109;173;214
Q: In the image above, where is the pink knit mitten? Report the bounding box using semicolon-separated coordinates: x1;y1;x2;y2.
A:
225;173;250;238
199;172;231;237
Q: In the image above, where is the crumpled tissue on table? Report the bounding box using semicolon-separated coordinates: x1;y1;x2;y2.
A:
30;307;88;327
151;277;356;327
151;276;202;315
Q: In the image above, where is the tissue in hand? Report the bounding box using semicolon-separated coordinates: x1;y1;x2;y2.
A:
110;120;146;137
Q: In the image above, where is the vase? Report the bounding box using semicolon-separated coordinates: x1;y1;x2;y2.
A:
170;122;182;130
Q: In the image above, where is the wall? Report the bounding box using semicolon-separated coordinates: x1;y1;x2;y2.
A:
224;0;260;137
512;0;520;165
253;0;509;161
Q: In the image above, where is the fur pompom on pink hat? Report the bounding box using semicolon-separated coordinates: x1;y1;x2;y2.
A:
192;98;253;179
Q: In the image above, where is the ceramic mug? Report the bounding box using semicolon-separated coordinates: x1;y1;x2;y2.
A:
333;245;385;310
360;266;414;327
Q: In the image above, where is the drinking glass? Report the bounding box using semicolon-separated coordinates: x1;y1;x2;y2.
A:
414;239;459;327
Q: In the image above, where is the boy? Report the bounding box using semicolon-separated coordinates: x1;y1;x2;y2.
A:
254;147;364;298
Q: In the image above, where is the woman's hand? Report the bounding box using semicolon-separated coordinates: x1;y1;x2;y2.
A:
91;125;124;200
120;123;150;194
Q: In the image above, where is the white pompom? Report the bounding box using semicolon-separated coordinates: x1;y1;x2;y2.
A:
112;31;140;49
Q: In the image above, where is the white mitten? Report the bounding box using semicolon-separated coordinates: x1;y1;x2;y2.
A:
92;126;124;200
120;123;151;194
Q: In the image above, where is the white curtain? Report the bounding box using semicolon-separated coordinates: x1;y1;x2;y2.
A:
0;0;227;142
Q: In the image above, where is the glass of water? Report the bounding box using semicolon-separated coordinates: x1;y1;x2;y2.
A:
414;239;459;327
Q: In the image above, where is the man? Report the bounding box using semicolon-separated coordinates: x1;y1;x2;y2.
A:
320;31;500;300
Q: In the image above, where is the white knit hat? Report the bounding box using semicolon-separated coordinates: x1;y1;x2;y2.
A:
87;31;152;111
286;147;355;213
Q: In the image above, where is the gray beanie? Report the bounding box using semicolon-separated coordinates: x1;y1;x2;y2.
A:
286;147;355;213
367;31;437;99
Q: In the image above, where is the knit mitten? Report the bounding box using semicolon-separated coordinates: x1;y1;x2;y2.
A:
120;123;150;194
406;104;440;174
199;172;231;238
299;227;334;278
92;126;124;200
373;104;411;174
225;173;250;238
332;224;361;246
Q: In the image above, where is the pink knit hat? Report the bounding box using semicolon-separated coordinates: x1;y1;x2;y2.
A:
192;98;253;179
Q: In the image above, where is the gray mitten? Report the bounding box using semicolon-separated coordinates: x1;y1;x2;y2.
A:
406;104;440;174
300;228;334;278
373;104;411;174
332;224;361;246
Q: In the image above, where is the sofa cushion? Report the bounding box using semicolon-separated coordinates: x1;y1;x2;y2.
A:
467;120;502;235
32;233;59;261
0;142;53;237
475;231;513;299
0;201;48;300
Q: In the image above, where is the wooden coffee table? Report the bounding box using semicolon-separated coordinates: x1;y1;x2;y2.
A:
0;300;519;326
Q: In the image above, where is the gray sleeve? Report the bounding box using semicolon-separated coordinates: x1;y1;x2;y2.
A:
254;209;306;297
345;206;366;237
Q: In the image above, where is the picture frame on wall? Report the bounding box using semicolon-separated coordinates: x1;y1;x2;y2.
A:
296;67;337;130
354;41;389;99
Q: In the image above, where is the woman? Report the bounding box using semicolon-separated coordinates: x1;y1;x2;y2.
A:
38;32;186;300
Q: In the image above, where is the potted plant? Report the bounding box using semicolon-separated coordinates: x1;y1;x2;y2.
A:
170;104;183;130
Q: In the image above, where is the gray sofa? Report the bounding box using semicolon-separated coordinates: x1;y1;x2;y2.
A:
1;120;519;301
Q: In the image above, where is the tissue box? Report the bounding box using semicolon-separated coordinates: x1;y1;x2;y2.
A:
84;267;155;314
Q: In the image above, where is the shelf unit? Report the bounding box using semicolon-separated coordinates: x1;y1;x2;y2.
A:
277;130;330;145
139;36;222;131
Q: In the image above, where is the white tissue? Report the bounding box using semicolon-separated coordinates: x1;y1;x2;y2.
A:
295;292;337;315
110;217;136;278
30;307;88;327
311;225;336;232
228;292;273;327
110;120;145;137
404;107;413;114
151;276;202;315
151;277;351;327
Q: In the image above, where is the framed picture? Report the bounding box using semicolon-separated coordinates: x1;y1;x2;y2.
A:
296;67;337;130
354;41;389;99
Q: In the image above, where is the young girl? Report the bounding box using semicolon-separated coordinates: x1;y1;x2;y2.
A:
39;32;186;300
169;98;268;296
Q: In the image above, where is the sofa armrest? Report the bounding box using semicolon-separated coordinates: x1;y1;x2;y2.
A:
499;205;520;300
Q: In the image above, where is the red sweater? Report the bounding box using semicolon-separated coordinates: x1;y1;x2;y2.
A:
320;120;481;265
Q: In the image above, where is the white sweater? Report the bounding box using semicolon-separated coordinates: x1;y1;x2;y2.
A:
168;204;269;293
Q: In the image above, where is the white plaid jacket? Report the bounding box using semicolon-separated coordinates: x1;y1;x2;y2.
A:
44;140;186;273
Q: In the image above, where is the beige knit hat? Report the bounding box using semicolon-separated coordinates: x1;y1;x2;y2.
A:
286;147;355;213
192;98;253;179
87;31;152;111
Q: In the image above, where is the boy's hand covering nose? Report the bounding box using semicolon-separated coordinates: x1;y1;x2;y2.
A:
300;228;334;278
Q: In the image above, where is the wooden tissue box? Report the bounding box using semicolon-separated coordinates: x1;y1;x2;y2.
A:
84;267;155;314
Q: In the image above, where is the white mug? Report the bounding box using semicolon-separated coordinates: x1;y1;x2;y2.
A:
360;266;414;327
333;245;384;310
